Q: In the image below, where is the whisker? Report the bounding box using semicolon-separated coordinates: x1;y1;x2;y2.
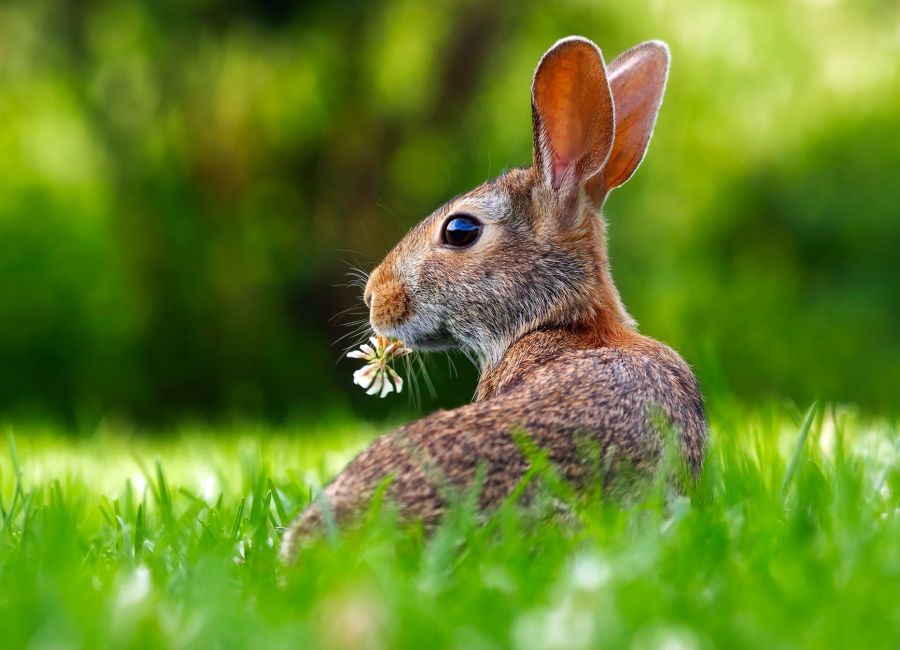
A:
344;265;368;274
339;331;375;362
330;306;368;323
338;261;371;287
337;317;371;327
339;256;371;270
459;347;479;369
333;316;371;333
376;201;407;230
335;321;371;339
403;355;421;411
336;279;368;290
415;354;438;399
333;323;372;347
444;351;458;379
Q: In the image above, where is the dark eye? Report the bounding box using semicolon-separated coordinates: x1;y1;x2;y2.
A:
441;215;482;248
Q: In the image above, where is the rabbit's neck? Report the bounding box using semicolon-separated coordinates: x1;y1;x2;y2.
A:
475;205;639;401
586;205;636;331
474;315;641;402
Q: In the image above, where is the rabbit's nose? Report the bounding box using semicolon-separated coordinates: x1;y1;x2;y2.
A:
364;285;374;309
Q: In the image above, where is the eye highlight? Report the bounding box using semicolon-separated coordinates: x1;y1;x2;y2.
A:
441;215;482;248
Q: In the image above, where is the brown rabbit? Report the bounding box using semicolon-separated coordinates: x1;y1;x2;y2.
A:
281;36;707;560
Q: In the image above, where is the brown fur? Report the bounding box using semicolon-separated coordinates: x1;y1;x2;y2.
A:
281;37;708;561
367;266;411;328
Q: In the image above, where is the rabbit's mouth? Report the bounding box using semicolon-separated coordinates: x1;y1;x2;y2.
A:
375;320;455;352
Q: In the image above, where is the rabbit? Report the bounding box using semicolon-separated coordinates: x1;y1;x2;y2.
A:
281;36;708;561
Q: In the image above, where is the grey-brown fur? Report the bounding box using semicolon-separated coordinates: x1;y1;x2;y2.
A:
281;36;708;561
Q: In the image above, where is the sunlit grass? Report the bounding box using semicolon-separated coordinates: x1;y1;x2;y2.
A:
1;403;898;649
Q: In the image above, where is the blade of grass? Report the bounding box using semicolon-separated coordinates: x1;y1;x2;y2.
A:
230;497;246;542
780;402;820;498
268;480;288;526
2;432;24;534
134;503;145;559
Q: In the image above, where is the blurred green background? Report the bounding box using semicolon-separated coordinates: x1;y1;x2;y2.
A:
0;0;898;426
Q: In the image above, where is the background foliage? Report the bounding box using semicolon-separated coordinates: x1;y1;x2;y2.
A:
1;0;898;424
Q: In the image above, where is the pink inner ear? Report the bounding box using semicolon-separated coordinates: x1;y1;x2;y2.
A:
552;153;570;190
533;39;614;195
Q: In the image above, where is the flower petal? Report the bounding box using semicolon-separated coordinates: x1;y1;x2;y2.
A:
387;367;404;394
379;376;394;398
347;350;369;360
353;365;375;388
366;371;384;396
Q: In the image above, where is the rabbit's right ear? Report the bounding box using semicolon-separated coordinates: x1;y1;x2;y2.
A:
531;37;615;200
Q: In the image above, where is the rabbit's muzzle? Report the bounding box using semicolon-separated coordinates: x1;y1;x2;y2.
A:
365;266;411;331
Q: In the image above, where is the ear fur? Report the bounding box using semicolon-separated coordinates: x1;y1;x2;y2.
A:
531;37;615;196
587;40;670;203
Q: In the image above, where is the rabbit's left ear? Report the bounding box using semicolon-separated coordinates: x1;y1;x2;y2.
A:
532;37;615;197
587;41;670;203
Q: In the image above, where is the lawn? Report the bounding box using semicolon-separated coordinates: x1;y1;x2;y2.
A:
1;403;898;650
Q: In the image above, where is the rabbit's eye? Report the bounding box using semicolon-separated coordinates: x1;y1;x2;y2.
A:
442;215;482;248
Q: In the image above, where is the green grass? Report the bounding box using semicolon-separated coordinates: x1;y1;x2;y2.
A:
1;403;898;650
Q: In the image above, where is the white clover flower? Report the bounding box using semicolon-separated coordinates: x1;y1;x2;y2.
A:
348;335;411;398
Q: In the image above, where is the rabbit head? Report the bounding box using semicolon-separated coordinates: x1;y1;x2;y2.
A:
363;37;670;368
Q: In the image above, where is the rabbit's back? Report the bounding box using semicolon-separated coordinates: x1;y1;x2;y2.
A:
414;332;707;493
285;331;706;546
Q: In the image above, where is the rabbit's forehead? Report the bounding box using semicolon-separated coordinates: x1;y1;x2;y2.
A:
448;190;513;223
441;168;535;224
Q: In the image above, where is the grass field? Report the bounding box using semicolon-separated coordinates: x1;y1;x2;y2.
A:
1;403;898;650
